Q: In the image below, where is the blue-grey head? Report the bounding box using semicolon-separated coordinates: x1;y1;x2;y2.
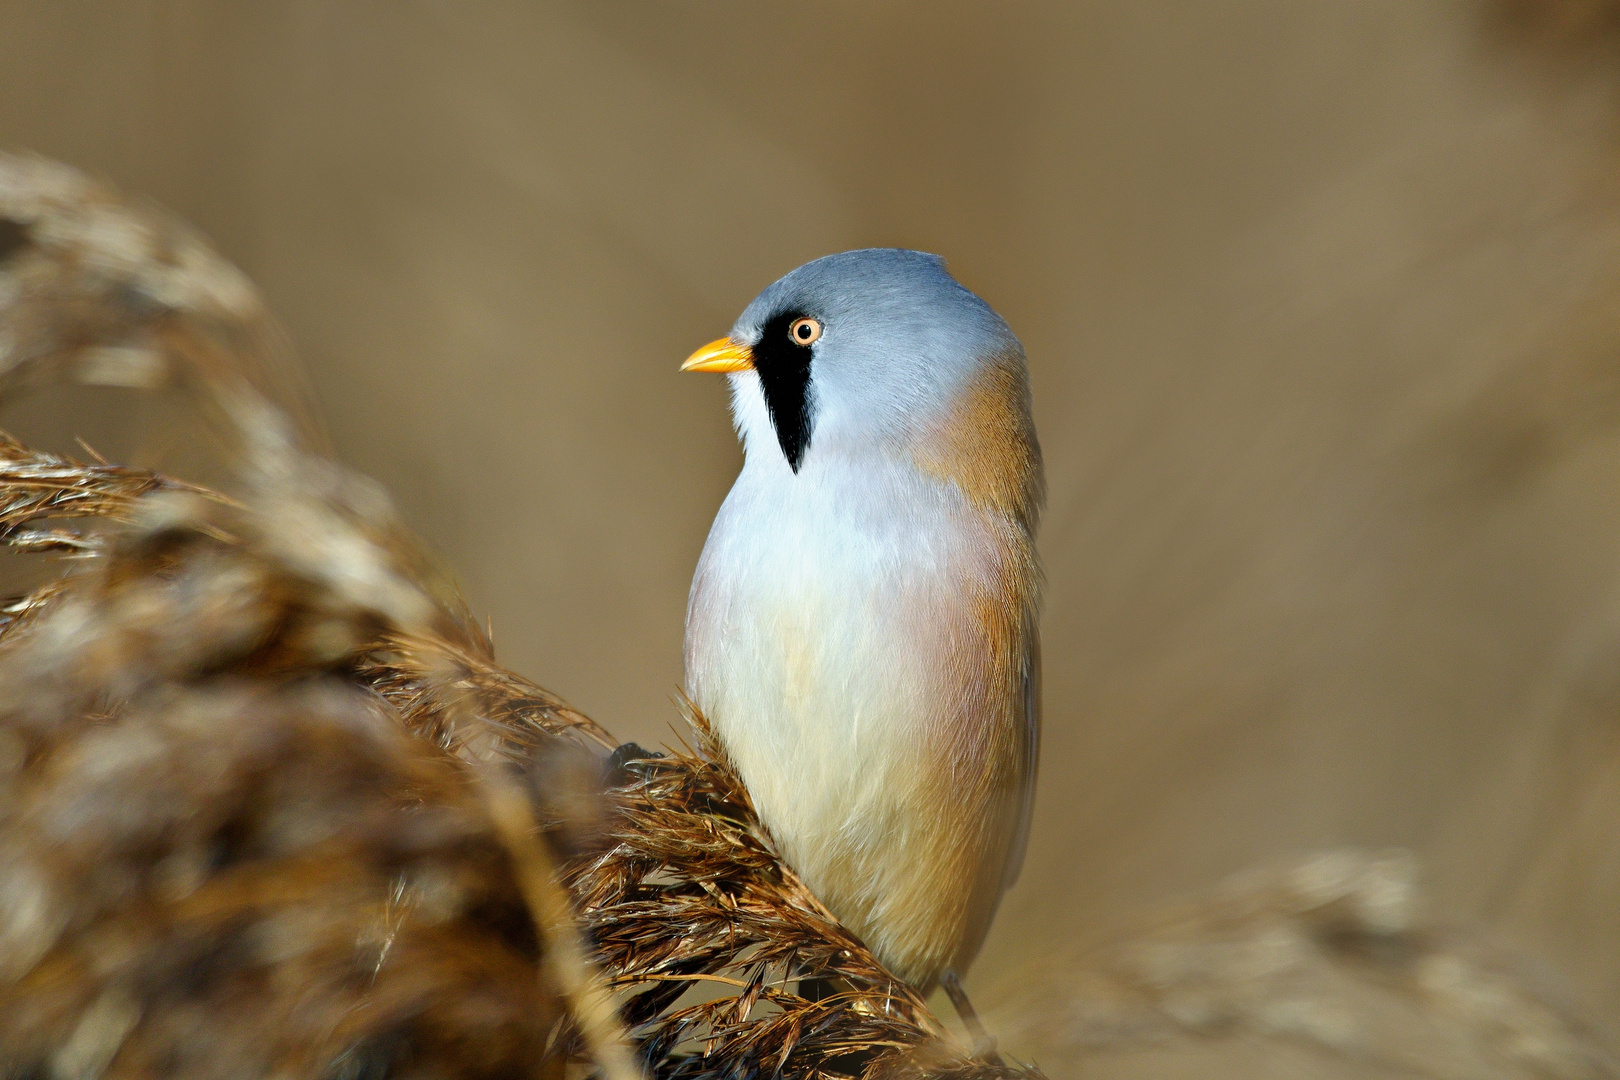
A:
682;249;1022;473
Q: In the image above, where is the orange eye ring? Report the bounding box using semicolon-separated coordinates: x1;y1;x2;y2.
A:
788;317;822;346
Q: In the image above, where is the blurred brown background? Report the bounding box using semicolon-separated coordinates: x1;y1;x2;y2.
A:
4;2;1620;1075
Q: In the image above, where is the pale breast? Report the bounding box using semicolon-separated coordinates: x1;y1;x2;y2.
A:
684;453;1036;986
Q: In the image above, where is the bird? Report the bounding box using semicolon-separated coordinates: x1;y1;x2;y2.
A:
681;248;1043;995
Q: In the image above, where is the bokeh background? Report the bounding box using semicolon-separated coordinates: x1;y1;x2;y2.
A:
4;2;1620;1075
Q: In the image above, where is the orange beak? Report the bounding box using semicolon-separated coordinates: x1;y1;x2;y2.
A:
681;337;754;374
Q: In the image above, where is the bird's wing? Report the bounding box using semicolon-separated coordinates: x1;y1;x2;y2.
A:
1000;629;1041;894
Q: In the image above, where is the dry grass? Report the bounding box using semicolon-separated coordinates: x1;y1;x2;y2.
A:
987;850;1618;1079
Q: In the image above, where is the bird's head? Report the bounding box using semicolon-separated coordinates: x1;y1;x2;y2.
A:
683;249;1022;474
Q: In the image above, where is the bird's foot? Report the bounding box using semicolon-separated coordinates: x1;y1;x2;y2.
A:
940;969;1002;1065
602;741;663;788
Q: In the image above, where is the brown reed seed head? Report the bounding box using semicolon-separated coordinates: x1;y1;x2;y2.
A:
0;475;568;1079
0;154;1040;1079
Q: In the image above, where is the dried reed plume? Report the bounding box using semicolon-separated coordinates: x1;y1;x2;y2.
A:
0;155;1038;1079
986;849;1618;1079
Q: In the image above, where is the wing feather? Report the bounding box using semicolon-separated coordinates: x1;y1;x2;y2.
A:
1000;631;1040;893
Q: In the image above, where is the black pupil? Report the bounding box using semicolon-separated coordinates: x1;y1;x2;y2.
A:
796;323;811;340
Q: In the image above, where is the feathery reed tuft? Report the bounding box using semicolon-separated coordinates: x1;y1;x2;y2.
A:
985;850;1618;1079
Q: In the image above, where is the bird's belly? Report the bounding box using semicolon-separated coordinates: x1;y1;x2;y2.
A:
686;488;1007;985
697;571;934;825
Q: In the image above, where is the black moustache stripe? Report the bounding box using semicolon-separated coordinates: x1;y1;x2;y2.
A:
751;311;816;472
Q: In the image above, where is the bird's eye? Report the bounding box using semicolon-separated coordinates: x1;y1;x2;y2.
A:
788;317;822;346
